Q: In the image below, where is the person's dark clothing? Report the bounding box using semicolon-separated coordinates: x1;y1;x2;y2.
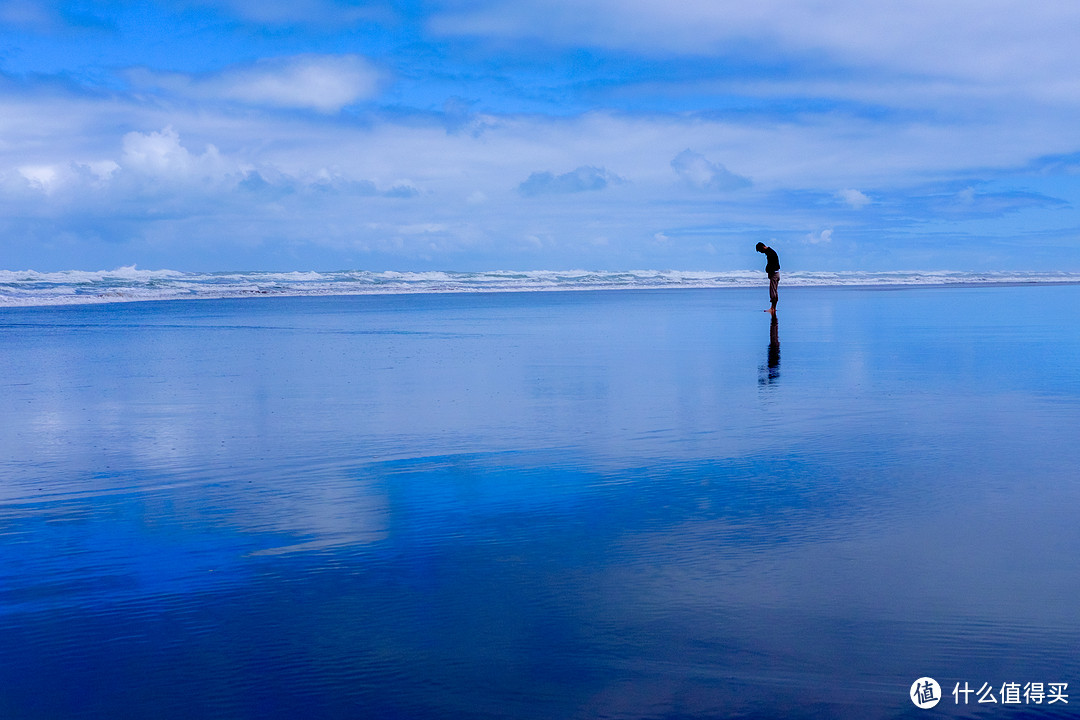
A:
763;247;780;274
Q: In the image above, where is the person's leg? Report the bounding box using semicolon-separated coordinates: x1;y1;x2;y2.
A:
768;272;779;313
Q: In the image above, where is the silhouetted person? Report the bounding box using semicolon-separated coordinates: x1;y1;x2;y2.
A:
755;242;780;314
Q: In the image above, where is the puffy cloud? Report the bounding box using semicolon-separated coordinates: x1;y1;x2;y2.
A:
837;188;871;208
0;78;1076;270
4;121;431;212
130;55;382;113
671;149;750;191
120;126;231;181
11;160;119;195
17;165;59;192
806;228;834;244
518;165;622;196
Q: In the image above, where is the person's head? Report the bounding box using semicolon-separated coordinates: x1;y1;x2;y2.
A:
755;242;767;253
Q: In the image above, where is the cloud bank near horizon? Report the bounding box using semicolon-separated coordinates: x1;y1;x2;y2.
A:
0;0;1078;272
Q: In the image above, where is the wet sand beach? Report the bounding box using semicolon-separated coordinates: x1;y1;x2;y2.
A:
2;285;1079;719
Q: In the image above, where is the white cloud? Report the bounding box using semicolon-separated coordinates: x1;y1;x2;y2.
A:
130;55;382;113
17;164;62;193
0;77;1077;270
85;161;120;180
518;165;623;196
120;126;232;181
214;55;380;112
806;228;834;244
837;188;871;208
671;149;750;191
0;97;1058;205
430;0;1080;104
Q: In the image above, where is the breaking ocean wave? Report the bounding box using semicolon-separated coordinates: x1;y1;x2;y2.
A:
2;266;1078;307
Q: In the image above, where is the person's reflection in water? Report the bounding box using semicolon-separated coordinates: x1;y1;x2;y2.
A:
758;315;780;385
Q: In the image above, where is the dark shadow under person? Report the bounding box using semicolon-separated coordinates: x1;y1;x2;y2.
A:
759;314;780;386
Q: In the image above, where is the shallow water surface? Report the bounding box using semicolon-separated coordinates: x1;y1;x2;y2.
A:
2;287;1079;718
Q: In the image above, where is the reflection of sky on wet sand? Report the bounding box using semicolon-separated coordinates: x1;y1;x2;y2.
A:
2;286;1080;718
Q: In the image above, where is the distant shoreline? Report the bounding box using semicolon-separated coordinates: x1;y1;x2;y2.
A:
3;271;1080;308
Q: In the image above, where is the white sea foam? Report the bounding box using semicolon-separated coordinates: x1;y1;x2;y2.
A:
1;267;1078;307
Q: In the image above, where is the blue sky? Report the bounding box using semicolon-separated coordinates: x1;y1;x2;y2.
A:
2;0;1080;272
